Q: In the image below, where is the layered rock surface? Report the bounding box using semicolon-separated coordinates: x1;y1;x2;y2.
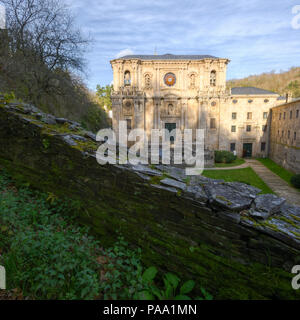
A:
0;99;300;299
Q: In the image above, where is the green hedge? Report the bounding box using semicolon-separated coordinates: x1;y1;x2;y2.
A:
291;174;300;189
214;150;237;164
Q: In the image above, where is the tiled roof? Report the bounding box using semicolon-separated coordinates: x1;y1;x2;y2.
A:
117;54;219;60
231;87;278;95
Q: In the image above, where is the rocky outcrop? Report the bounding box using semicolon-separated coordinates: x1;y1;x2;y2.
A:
0;99;300;299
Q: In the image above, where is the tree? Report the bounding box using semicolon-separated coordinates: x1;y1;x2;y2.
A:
0;0;89;102
96;84;112;110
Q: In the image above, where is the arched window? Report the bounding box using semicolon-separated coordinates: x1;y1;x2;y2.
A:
124;71;131;86
210;70;216;87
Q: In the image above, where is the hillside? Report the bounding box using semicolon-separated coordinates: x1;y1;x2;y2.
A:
227;67;300;98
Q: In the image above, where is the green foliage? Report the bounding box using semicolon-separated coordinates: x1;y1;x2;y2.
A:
96;85;112;110
215;150;237;164
0;170;211;300
214;158;245;168
136;267;211;300
81;103;110;132
0;92;16;104
291;174;300;189
0;171;101;299
99;237;145;300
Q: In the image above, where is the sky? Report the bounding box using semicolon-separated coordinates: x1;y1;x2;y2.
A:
64;0;300;90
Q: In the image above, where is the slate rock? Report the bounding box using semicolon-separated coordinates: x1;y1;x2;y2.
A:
70;134;87;142
62;135;77;146
160;178;186;190
83;131;97;141
203;183;253;211
224;182;261;198
251;194;286;219
41;115;57;125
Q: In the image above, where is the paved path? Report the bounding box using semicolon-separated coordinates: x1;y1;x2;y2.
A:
245;159;300;206
205;159;300;205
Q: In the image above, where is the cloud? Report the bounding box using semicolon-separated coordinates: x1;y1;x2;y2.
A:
65;0;300;89
115;48;134;58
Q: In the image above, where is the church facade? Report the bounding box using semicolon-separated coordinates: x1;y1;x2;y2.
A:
110;54;286;158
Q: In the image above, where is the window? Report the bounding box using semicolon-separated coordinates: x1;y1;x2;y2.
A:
264;99;269;103
297;110;299;118
288;130;290;139
263;112;268;119
247;112;252;120
248;99;253;103
210;70;216;87
232;99;238;104
232;112;237;119
262;125;267;132
279;113;282;120
211;101;217;107
124;71;131;86
126;119;132;130
230;143;236;152
282;130;284;137
277;130;279;136
283;112;286;120
210;118;216;129
290;111;293;119
246;125;251;132
261;142;266;152
294;132;297;140
231;125;236;132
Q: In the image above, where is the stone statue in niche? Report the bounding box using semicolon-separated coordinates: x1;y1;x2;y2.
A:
190;73;196;89
167;103;175;115
144;73;152;89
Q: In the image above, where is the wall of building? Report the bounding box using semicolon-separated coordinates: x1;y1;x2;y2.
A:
269;100;300;173
219;95;279;158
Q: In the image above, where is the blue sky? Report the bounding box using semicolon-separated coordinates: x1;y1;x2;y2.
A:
65;0;300;90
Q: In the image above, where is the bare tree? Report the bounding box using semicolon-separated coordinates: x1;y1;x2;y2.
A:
0;0;89;101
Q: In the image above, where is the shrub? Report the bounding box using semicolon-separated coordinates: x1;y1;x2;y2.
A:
291;174;300;189
214;150;237;164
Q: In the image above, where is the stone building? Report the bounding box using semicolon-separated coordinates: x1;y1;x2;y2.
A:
269;100;300;173
110;54;287;159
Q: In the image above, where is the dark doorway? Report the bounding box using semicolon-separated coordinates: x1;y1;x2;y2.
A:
165;123;176;143
243;143;252;157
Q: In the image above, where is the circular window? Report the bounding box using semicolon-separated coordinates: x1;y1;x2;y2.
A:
264;99;269;103
211;101;216;107
232;99;238;104
248;99;253;103
164;73;176;87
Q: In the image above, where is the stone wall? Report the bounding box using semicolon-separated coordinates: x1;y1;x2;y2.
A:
0;100;300;299
270;100;300;173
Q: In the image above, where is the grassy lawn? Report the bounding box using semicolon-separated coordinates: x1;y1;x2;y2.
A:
202;167;274;194
257;158;297;189
214;158;245;168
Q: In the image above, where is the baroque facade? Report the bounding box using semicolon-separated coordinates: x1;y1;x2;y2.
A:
110;54;290;159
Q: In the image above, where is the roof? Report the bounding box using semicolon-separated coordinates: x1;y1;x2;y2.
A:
231;87;278;95
117;54;220;60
